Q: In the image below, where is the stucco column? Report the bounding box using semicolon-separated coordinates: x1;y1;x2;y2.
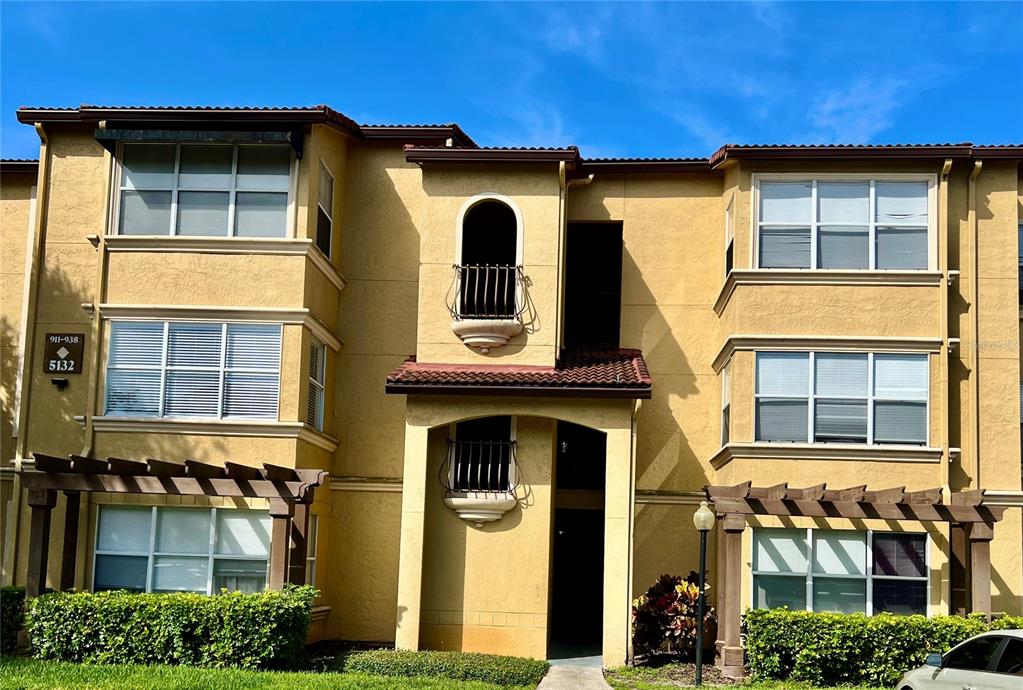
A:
716;513;745;677
395;423;431;651
602;424;635;668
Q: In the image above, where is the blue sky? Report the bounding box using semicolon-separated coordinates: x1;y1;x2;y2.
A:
2;1;1021;160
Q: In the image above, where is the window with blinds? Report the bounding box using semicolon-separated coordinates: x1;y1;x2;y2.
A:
105;321;281;420
93;506;270;594
117;143;292;237
753;528;927;615
720;362;731;446
316;162;334;257
307;340;326;431
755;351;928;445
756;179;930;270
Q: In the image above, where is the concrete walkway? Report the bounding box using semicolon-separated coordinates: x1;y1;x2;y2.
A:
538;656;610;690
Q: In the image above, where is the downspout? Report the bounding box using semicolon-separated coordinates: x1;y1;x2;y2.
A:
555;167;594;351
939;159;952;493
4;123;49;585
968;161;983;489
82;125;115;458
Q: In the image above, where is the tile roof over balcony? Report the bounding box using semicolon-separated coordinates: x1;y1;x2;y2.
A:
385;348;652;398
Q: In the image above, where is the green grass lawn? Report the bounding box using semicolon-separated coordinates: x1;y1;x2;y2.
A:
0;657;534;690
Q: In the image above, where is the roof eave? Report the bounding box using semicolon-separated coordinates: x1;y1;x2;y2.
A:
405;147;580;165
709;144;978;169
384;382;652;399
0;160;39;174
579;159;712;174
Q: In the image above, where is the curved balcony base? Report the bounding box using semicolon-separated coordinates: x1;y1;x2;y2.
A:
443;491;518;527
451;318;523;353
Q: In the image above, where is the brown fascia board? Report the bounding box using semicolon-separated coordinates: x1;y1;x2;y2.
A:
361;125;477;148
972;146;1023;159
578;158;712;174
0;159;39;175
405;146;580;165
384;382;651;399
17;105;363;138
709;143;976;168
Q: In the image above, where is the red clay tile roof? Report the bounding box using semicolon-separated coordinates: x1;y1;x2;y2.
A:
386;348;651;398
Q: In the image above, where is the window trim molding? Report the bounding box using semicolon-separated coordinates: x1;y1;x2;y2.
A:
710;441;942;469
454;193;525;267
750;172;938;273
713;269;943;315
750;527;931;616
111;141;297;240
98;304;341;351
712;335;942;373
102;235;347;292
76;416;339;451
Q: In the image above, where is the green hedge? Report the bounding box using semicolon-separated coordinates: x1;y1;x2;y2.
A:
1;587;26;654
336;650;550;686
25;586;316;669
745;609;1023;686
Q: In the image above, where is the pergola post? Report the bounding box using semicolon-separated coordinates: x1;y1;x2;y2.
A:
268;498;294;590
59;491;81;591
968;522;994;617
26;488;57;598
716;512;745;677
287;501;309;585
950;524;969;616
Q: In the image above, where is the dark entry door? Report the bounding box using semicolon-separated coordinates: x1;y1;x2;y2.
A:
549;508;604;656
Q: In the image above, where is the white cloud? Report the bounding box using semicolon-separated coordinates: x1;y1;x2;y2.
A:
21;2;63;50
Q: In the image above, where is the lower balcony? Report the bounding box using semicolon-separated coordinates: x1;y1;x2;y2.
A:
441;438;518;526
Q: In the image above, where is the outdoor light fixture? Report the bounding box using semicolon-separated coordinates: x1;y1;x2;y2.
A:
692;500;715;686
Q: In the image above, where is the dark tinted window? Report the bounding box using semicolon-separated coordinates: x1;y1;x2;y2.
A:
994;638;1023;675
944;636;1004;671
872;533;926;577
873;580;926;615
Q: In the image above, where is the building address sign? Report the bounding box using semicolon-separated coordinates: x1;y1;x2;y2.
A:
43;333;85;374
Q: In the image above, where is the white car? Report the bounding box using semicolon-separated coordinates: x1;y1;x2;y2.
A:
897;630;1022;690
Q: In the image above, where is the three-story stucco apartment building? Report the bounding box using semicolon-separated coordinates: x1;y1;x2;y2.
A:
1;105;1021;671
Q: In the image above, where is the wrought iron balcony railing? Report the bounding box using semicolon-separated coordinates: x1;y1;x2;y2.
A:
447;264;525;320
440;439;517;493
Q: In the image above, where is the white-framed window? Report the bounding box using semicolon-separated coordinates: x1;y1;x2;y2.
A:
115;142;292;238
755;177;933;270
448;416;516;493
93;505;270;594
721;362;731;446
755;351;928;445
306;339;326;431
305;515;318;586
105;321;282;420
724;194;735;275
752;528;928;615
316;162;334;257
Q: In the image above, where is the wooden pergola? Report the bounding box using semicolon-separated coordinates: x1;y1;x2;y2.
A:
705;482;1006;675
18;453;328;598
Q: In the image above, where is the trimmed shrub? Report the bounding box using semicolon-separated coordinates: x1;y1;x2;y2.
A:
1;586;26;654
337;649;550;686
745;608;1020;686
632;572;717;659
25;585;316;669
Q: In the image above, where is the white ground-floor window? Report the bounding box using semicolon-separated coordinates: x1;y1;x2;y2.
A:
752;527;928;615
93;505;270;594
306;514;318;586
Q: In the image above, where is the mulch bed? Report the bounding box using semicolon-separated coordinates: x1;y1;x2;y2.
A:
605;658;739;687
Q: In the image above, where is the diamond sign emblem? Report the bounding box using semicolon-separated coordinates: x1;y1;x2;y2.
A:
56;347;69;359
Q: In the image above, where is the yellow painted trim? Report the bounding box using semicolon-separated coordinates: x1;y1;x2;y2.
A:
330;477;403;493
78;416;339;451
714;269;943;314
96;304;342;350
710;442;943;469
712;335;943;372
103;235;347;291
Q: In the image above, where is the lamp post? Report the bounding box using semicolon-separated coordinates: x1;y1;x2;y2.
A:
692;500;716;686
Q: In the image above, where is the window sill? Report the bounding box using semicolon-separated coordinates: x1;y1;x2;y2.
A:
714;269;943;315
80;416;339;452
710;442;942;469
103;235;346;291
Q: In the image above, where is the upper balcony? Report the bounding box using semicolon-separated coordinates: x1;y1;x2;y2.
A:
447;263;526;352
